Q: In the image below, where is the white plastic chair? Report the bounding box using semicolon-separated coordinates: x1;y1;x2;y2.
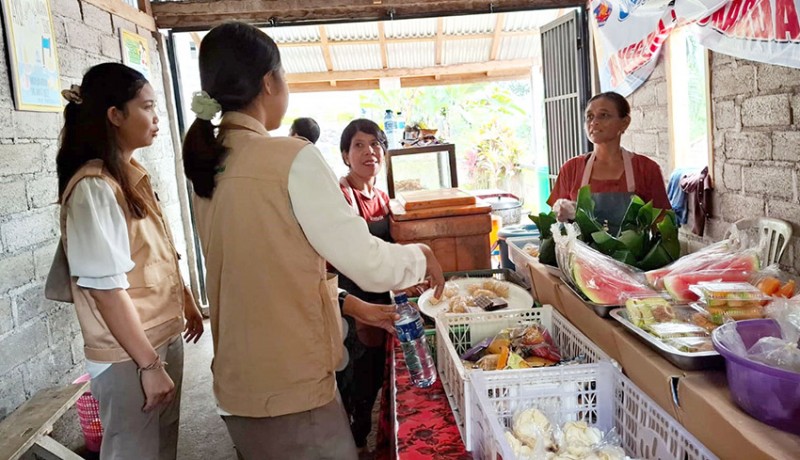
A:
723;217;792;266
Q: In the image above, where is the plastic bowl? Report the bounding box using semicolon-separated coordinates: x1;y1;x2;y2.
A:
712;319;800;435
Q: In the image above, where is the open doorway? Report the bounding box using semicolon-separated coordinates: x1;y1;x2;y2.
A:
166;7;590;302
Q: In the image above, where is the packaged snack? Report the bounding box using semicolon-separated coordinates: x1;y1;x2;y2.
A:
665;336;715;353
689;282;770;308
751;264;798;298
690;303;764;325
460;337;492;362
646;322;709;339
624;295;675;327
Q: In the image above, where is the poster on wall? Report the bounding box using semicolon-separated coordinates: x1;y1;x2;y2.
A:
589;0;727;96
691;0;800;69
0;0;62;112
120;29;152;81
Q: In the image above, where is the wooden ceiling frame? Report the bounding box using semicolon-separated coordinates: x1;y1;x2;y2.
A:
150;0;577;30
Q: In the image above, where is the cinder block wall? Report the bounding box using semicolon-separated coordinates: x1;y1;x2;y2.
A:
0;0;188;444
625;51;800;271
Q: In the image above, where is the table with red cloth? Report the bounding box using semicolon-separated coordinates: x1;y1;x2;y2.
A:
375;338;471;460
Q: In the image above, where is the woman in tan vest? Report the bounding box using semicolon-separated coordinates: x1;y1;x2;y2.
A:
182;22;444;460
56;63;204;459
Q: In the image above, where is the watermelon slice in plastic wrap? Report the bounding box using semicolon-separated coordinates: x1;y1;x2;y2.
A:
569;240;656;305
645;241;760;290
663;269;754;302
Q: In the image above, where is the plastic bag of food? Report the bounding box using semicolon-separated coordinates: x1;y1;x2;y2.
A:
747;300;800;372
512;408;556;454
623;294;675;327
510;324;561;364
644;240;759;290
662;268;755;303
750;264;798;298
554;225;655;305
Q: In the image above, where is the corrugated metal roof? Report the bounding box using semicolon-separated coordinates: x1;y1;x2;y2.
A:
384;17;437;38
280;46;328;73
443;13;495;35
326;22;379;41
498;35;539;60
331;44;383;70
267;25;320;43
503;10;555;31
387;42;436;68
442;38;491;65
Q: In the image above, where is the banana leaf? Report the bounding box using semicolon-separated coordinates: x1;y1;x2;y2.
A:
638;242;674;271
612;250;637;266
591;230;627;256
530;212;556;239
538;237;557;267
618;196;645;235
617;229;647;260
576;185;594;217
656;211;681;260
636;201;660;229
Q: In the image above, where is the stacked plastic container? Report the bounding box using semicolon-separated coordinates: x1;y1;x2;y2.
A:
469;361;717;459
435;305;612;448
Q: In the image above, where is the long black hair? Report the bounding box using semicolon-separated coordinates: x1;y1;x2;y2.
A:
182;22;283;198
56;63;149;218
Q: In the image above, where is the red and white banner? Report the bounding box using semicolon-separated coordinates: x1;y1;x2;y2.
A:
691;0;800;69
589;0;733;96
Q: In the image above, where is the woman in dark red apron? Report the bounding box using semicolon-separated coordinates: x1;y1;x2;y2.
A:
548;91;671;235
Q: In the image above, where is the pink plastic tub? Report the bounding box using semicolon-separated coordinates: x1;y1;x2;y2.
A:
73;374;103;452
712;319;800;435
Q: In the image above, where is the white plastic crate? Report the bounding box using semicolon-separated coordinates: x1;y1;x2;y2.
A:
469;362;717;460
507;236;540;291
435;305;612;449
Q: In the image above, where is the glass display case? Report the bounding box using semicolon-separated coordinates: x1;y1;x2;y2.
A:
385;144;458;198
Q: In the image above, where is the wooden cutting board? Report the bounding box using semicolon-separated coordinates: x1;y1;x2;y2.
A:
390;199;492;221
396;188;476;210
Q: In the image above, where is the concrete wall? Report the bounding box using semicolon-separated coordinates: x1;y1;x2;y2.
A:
624;51;800;271
0;0;189;446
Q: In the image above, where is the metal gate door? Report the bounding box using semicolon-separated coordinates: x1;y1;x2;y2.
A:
541;9;592;188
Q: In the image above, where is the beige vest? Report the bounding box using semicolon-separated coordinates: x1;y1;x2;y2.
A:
61;159;184;362
193;112;342;417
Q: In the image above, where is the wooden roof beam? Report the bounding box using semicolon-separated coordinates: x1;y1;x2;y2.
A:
377;22;388;69
318;25;334;71
435;17;443;65
489;13;506;61
288;69;530;93
151;0;577;30
286;58;532;83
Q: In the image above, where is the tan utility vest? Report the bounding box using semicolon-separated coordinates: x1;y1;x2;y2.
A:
60;159;184;362
193;112;342;418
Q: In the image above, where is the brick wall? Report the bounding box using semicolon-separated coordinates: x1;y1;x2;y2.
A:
624;51;800;270
0;0;188;445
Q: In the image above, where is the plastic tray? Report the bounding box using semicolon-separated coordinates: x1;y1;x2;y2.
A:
560;277;620;317
610;308;722;371
435;305;612;448
507;236;540;290
469;362;718;460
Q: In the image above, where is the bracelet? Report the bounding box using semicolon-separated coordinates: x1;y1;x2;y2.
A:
338;291;349;312
137;356;167;376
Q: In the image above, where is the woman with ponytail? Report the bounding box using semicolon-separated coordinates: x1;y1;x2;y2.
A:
183;22;444;459
56;63;204;460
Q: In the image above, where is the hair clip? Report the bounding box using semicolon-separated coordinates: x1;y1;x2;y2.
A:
61;84;83;104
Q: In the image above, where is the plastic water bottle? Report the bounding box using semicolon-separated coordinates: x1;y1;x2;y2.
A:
393;293;437;388
396;112;406;147
384;109;397;150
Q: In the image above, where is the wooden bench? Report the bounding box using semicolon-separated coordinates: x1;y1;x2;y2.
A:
0;381;89;460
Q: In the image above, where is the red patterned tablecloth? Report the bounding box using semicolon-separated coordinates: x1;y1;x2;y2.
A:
376;338;472;460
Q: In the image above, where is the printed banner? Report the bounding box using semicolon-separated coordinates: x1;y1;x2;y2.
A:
691;0;800;69
590;0;728;96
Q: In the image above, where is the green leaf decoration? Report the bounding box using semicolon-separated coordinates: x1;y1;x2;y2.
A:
538;237;557;267
576;185;594;217
618;229;646;259
591;230;627;256
531;212;556;239
612;250;637;266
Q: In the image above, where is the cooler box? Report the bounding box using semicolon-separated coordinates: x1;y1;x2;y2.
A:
390;189;492;272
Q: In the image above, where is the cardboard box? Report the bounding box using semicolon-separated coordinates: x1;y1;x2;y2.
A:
679;371;800;459
554;283;623;363
528;261;562;308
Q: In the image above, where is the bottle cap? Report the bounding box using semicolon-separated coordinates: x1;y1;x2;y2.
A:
393;293;408;304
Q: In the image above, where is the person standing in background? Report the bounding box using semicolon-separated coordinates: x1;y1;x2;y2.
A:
289;117;321;144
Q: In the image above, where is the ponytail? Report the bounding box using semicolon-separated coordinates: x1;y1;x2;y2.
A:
182;118;226;198
183;22;283;198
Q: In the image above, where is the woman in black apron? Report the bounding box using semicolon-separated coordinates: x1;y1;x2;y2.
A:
548;92;671;234
333;119;396;456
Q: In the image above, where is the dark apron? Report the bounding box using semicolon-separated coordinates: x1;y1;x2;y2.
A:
580;148;636;235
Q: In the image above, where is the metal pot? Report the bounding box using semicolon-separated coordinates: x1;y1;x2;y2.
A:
487;194;523;226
